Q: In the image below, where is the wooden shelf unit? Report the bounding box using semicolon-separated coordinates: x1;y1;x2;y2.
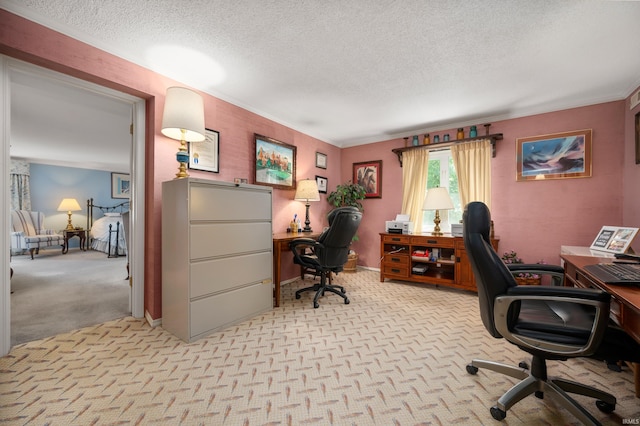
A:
380;233;499;292
391;133;503;166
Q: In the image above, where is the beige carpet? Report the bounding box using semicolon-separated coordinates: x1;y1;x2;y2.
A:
1;270;638;425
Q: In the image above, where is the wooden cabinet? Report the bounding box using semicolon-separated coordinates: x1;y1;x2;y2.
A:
380;233;499;292
162;178;273;342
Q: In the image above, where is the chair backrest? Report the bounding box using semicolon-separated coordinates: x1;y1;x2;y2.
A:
316;206;362;269
462;201;517;338
10;210;45;235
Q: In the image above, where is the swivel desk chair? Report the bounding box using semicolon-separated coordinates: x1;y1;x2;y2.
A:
463;201;640;425
290;206;362;308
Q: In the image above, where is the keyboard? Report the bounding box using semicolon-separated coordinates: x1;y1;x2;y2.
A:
583;263;640;285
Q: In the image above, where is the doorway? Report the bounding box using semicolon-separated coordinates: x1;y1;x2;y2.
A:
1;56;145;355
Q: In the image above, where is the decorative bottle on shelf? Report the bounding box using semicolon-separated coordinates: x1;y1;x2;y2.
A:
457;128;464;140
469;126;478;138
433;135;440;143
412;135;419;146
404;137;409;147
423;133;430;145
443;134;450;141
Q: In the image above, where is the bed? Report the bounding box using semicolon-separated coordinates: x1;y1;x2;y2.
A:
86;198;129;257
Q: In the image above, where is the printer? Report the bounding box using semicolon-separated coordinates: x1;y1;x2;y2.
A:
386;214;414;234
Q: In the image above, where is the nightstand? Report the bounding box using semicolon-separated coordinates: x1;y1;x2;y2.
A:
62;229;87;254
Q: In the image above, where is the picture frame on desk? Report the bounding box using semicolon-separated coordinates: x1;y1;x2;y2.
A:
590;226;639;254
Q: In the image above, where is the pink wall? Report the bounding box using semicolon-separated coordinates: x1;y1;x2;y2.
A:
2;10;636;321
624;86;640;253
345;101;629;268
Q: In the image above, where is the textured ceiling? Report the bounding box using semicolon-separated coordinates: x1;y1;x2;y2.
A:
4;0;640;170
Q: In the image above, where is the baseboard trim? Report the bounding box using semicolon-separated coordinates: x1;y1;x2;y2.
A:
145;310;162;328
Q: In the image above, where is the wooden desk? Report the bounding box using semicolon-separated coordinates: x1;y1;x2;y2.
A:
561;254;640;397
273;232;321;307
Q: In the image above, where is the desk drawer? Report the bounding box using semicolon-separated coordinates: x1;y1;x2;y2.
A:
410;236;455;248
382;262;409;277
382;234;410;244
622;304;640;343
383;253;409;266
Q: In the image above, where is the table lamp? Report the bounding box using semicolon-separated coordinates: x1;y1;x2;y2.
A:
58;198;82;230
423;187;454;236
161;87;206;179
294;179;320;232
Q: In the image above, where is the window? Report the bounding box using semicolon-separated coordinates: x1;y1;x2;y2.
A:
422;150;462;232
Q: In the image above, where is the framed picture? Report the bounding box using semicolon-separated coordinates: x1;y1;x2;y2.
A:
590;226;639;254
316;152;327;169
254;134;297;190
635;112;639;165
516;129;592;181
189;128;219;173
316;175;328;194
353;160;382;198
111;172;130;199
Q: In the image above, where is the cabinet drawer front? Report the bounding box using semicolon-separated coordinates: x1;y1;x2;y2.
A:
190;283;273;338
410;236;454;247
383;264;409;277
383;254;409;265
382;235;410;244
190;184;271;221
191;222;272;259
191;252;272;298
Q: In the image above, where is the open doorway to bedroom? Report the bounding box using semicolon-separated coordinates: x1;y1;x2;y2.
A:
4;58;145;348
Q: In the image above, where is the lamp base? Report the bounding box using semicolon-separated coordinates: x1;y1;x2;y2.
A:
65;212;75;231
303;203;313;233
175;136;190;179
431;210;443;236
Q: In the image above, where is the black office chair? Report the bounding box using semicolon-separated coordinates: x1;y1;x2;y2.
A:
462;201;640;425
290;206;362;308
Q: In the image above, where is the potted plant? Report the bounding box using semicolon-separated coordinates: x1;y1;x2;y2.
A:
501;250;542;285
327;181;366;272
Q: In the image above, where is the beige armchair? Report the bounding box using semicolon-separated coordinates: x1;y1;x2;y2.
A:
10;210;64;259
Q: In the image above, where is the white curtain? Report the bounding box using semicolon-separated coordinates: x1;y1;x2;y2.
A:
401;149;429;234
451;140;492;210
10;159;31;210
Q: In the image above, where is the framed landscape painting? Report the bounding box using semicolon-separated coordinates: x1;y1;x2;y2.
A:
516;129;592;181
254;134;297;190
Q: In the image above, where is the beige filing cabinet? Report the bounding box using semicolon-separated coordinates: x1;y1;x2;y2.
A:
162;178;273;342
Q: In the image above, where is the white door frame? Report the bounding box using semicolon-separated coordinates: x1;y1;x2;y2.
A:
0;56;145;357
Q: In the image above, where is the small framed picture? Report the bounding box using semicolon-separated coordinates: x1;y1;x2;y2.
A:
111;172;130;199
590;226;639;254
316;175;328;194
189;128;219;173
316;152;327;169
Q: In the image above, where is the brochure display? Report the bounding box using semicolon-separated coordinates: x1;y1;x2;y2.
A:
590;226;638;254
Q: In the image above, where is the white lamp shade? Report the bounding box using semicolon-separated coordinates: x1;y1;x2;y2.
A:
161;87;206;142
57;198;81;212
294;179;320;202
423;187;453;210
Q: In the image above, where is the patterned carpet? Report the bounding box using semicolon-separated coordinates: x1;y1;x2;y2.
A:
1;270;638;425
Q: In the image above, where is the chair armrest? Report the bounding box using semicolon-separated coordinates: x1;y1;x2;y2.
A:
290;238;323;265
11;231;25;237
507;263;565;286
494;286;610;357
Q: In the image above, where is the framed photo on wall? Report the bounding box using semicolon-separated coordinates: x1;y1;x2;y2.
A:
111;172;130;199
590;226;639;254
316;152;327;169
316;175;328;194
254;134;297;190
516;129;592;181
353;160;382;198
189;128;219;173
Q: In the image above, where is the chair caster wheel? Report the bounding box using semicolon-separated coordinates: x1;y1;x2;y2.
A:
518;361;529;370
466;364;478;375
534;391;544;399
295;294;301;299
313;302;319;308
490;406;506;421
596;400;615;413
344;298;350;304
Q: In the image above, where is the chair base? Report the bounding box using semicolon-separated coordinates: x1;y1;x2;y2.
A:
295;273;350;308
467;357;616;426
